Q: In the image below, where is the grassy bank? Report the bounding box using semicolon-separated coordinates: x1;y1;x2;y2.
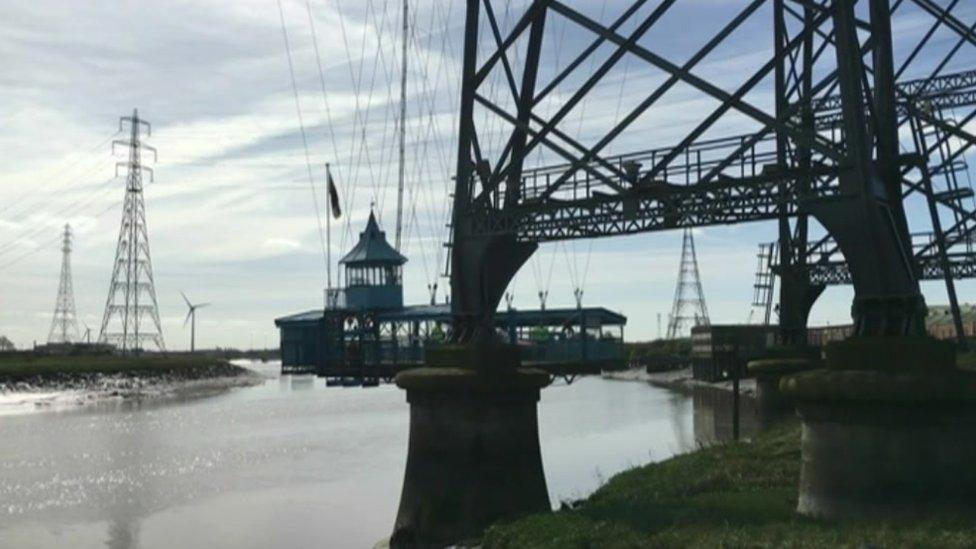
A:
957;349;976;370
482;423;976;548
0;354;248;383
625;339;691;373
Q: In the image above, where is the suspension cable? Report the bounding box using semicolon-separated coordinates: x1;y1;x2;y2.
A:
276;0;329;274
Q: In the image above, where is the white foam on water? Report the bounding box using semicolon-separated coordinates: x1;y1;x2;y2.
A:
0;390;91;416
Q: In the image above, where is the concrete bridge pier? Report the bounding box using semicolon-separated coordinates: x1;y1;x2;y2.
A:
390;345;550;548
747;355;816;412
782;337;976;517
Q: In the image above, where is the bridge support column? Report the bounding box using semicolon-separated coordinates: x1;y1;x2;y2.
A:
390;345;551;548
782;338;976;517
777;0;976;519
777;270;824;346
451;231;537;342
747;355;817;412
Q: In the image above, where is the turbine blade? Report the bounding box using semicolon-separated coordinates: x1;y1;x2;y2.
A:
184;310;193;328
181;291;191;308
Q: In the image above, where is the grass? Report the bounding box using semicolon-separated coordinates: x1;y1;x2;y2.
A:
0;354;242;382
957;349;976;370
481;423;976;548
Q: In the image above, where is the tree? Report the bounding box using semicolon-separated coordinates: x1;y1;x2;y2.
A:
0;336;14;351
528;325;550;343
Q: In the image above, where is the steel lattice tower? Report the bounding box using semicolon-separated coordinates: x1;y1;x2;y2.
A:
47;223;80;344
667;229;709;339
440;0;976;344
98;110;165;353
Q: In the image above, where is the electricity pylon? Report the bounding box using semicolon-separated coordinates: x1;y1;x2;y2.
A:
47;224;80;344
98;109;165;354
667;229;710;339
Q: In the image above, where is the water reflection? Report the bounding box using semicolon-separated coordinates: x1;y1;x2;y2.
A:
106;399;148;549
106;504;141;549
666;392;694;452
689;385;791;445
0;365;787;549
289;376;315;391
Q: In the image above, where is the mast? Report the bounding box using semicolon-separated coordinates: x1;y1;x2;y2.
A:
394;0;408;251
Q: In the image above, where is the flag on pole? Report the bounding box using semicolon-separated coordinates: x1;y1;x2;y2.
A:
326;165;342;219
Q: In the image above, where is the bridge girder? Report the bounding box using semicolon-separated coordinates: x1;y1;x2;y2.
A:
449;0;973;344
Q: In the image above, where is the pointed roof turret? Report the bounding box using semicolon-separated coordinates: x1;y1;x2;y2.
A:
339;212;408;266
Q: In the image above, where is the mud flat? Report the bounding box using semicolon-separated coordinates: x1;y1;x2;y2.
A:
0;355;261;414
603;366;757;398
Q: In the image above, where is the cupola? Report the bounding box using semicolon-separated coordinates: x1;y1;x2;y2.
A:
338;212;407;310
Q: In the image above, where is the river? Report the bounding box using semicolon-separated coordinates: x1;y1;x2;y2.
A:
0;360;760;549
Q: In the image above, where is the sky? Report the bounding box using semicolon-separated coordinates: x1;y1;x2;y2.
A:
0;0;974;350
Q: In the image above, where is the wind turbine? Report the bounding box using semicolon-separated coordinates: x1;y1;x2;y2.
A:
181;292;210;353
82;323;92;344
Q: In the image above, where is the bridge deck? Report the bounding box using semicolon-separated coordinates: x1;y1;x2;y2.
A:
466;70;976;243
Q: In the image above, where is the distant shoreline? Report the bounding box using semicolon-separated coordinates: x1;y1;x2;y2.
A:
0;356;263;413
603;366;758;399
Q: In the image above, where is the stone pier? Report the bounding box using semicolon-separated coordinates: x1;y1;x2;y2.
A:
782;337;976;518
748;353;818;412
390;345;550;548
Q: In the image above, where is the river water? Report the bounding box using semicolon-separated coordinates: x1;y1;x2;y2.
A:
0;361;761;549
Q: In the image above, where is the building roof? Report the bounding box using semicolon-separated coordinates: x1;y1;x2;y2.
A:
376;303;452;322
339;212;407;266
274;309;324;325
493;306;628;327
276;304;627;327
376;304;626;326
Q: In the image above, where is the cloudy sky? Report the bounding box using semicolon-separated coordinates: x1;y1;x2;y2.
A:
0;0;974;350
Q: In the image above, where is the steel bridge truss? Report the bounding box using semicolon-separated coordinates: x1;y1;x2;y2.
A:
449;0;976;342
770;0;976;342
469;69;976;240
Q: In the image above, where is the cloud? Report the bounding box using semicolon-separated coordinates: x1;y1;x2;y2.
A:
262;237;303;253
0;1;972;348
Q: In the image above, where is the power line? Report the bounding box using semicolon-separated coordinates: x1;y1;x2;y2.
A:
0;130;119;219
0;175;119;258
0;154;116;227
0;199;121;271
276;0;329;276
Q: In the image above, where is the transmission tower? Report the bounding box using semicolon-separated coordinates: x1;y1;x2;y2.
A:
98;109;165;354
47;223;80;344
667;229;710;339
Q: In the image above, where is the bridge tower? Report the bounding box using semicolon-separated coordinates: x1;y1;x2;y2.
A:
390;2;976;544
47;224;80;345
98;110;165;354
666;229;709;339
444;0;934;341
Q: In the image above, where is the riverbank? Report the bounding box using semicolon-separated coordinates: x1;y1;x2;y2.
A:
604;366;757;398
481;422;976;547
0;355;262;414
